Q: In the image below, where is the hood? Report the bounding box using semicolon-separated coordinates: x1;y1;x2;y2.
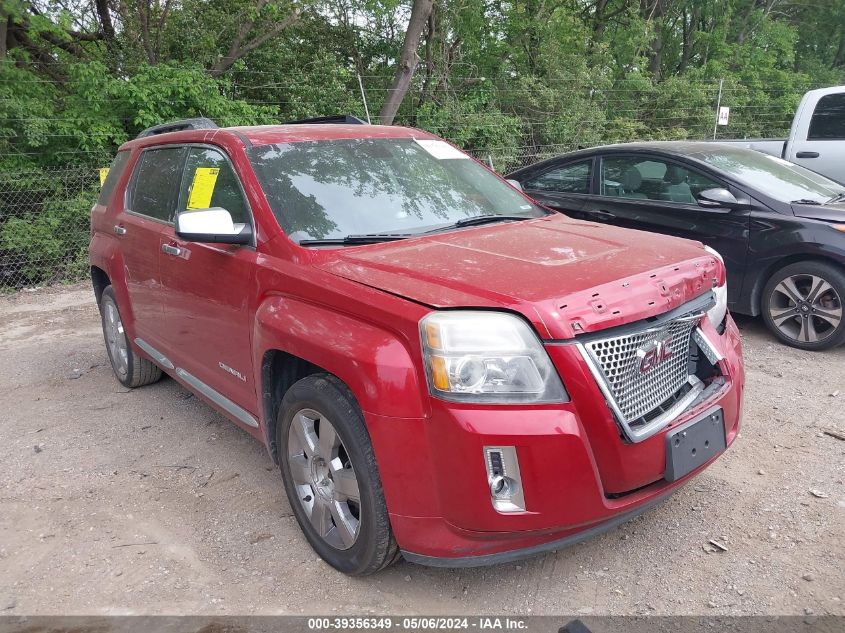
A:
317;215;721;339
792;201;845;223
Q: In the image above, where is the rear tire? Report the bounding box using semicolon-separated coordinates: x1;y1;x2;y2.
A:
277;373;399;575
99;286;163;388
761;261;845;351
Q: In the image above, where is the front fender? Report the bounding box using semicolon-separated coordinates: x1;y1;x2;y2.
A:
253;295;427;422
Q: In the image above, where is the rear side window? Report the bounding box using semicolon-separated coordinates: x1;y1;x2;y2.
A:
176;148;251;225
524;160;592;193
129;147;187;222
97;150;131;205
808;93;845;140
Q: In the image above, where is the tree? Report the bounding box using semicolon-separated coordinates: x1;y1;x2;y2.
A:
209;0;303;76
378;0;433;125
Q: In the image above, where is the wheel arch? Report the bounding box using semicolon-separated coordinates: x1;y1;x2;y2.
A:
749;253;845;316
91;265;111;306
254;295;428;463
89;232;135;328
260;349;325;464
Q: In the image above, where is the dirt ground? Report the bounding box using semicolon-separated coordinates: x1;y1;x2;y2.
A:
0;283;843;616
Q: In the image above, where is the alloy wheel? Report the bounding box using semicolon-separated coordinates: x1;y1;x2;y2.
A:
768;273;843;345
287;408;361;550
103;299;129;379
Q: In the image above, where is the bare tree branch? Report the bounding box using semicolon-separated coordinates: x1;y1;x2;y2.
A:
209;1;302;77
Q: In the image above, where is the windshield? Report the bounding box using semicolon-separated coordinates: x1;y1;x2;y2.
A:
248;138;546;242
694;146;845;204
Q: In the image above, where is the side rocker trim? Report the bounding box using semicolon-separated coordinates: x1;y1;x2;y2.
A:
134;337;175;369
175;368;260;429
134;337;259;429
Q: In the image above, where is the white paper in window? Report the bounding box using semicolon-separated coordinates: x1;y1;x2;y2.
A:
414;139;469;160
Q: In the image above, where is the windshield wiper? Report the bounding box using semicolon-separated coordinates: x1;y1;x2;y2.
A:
790;199;822;205
425;214;535;234
298;233;413;247
825;192;845;205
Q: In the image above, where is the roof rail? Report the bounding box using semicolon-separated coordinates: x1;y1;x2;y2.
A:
136;117;219;139
284;115;368;125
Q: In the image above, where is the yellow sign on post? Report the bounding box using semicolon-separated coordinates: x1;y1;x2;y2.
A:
99;168;109;186
187;167;220;209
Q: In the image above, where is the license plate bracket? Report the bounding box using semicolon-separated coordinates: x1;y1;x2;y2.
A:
664;407;726;482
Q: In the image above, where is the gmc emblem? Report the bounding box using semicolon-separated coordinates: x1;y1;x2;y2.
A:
637;336;673;373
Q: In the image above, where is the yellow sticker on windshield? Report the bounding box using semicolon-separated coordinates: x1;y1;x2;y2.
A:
98;168;109;186
187;167;220;209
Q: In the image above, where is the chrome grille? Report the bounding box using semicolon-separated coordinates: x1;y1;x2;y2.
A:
580;313;701;424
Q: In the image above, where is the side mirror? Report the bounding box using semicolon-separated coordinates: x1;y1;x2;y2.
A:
506;178;523;192
175;208;252;245
696;188;742;209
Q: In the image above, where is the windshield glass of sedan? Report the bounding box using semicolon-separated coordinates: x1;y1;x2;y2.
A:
696;147;845;204
248;138;545;242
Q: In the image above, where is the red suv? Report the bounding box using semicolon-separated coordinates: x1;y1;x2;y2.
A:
89;117;745;575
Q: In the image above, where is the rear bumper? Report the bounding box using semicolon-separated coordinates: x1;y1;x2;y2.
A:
365;314;744;565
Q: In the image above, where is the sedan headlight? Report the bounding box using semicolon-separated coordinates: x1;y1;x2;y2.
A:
704;245;728;330
420;311;568;403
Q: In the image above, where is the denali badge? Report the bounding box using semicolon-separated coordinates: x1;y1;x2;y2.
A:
637;336;673;373
219;361;247;382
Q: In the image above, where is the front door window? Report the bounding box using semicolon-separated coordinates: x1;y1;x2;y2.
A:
600;156;721;204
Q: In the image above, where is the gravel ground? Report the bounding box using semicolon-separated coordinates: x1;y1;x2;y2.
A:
0;283;843;616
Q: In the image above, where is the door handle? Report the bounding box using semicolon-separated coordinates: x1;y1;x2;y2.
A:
796;151;819;159
161;243;182;256
113;225;127;236
590;210;616;220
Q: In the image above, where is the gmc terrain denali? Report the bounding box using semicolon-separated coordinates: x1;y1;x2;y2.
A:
89;117;745;575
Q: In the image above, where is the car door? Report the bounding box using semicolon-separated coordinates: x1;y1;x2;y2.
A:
117;146;187;349
788;90;845;184
583;154;750;301
519;158;593;216
158;145;259;414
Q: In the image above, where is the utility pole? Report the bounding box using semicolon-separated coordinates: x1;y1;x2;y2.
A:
357;73;371;124
712;78;724;140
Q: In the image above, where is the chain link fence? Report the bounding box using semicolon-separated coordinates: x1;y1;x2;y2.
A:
0;166;99;291
468;144;575;174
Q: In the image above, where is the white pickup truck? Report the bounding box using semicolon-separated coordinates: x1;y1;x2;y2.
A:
718;85;845;184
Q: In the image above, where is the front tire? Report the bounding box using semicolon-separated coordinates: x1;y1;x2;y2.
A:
761;261;845;350
277;374;399;575
99;286;163;388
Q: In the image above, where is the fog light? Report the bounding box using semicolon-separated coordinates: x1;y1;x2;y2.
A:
489;474;509;496
483;446;525;513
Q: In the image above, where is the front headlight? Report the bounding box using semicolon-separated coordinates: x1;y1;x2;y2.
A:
420;311;568;404
704;245;728;330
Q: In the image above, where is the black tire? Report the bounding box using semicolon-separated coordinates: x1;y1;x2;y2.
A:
277;373;399;575
99;286;163;388
761;261;845;351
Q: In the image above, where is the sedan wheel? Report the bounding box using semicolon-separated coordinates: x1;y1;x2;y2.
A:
287;408;361;550
763;263;845;350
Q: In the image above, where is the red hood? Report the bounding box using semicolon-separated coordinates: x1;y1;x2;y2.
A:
317;215;721;339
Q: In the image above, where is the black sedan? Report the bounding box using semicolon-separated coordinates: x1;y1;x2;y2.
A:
507;142;845;350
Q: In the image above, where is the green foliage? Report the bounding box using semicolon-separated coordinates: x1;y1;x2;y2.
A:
0;60;277;170
1;184;97;285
